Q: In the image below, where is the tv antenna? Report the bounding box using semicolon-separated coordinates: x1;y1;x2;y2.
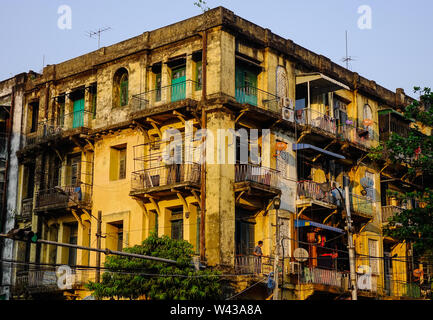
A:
341;30;356;70
86;27;112;49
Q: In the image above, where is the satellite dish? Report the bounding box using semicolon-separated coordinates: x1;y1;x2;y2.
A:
293;248;309;262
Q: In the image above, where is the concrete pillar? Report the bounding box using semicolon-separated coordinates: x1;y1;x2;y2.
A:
205;108;235;266
161;60;170;103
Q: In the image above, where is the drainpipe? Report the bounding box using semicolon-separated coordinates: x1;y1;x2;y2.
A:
0;84;15;290
199;30;207;263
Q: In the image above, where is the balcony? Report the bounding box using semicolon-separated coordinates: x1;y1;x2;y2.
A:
350;193;374;218
12;268;95;296
297;180;337;209
337;123;378;149
379;109;412;142
35;184;92;213
131;163;201;197
130;80;200;113
235;163;280;196
300;267;349;290
384;281;423;299
295;108;337;135
381;205;403;223
25;110;93;148
235;86;280;113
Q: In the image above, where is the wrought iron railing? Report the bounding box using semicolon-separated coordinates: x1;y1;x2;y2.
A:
131;80;200;112
297;180;336;205
25;110;93;146
13;267;96;294
131;163;201;192
235;86;280;113
295;108;337;135
337;123;378;149
381;205;403;223
300;267;348;288
234;255;278;275
235;163;279;189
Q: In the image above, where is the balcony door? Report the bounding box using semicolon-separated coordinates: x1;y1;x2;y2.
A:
171;66;186;102
235;65;258;106
72;98;85;128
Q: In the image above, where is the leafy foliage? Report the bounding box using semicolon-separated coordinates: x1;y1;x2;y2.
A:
194;0;210;12
380;87;433;255
86;233;222;300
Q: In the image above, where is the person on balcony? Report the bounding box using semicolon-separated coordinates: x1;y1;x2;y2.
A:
253;241;263;274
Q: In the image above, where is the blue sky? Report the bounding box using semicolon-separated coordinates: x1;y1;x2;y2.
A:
0;0;431;96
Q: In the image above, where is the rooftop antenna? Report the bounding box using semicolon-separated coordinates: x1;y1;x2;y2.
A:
86;27;112;49
341;30;356;70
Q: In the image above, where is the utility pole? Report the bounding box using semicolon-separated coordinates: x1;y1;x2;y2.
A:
343;175;358;300
273;197;281;300
95;210;102;283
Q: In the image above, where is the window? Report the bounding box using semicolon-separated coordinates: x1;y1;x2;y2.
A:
110;144;127;180
67;154;81;187
29;101;39;133
113;68;129;107
155;73;162;101
24;163;35;199
368;239;379;274
195;61;202;91
57;95;65;126
68;224;78;266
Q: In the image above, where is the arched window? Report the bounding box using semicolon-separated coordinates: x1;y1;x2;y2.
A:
113;68;129;107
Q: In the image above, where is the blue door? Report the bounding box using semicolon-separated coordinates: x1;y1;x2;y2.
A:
73;98;85;128
171;67;186;102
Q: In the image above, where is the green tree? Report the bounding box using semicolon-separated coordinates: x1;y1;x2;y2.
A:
371;87;433;257
86;233;222;300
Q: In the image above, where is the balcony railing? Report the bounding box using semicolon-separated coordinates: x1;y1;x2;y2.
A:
131;80;200;112
295;109;337;135
235;86;280;113
234;255;278;275
36;184;92;210
25;111;93;147
382;205;403;223
350;193;374;217
13;267;96;294
235;163;279;189
297;180;336;206
131;163;201;193
301;267;348;289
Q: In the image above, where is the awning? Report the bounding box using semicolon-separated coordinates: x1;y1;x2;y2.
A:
296;73;350;96
294;219;344;234
292;143;345;160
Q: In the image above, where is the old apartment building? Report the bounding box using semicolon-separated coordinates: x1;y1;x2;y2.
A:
1;7;428;300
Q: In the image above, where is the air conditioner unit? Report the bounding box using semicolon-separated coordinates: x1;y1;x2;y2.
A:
289;262;301;274
282;107;294;122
